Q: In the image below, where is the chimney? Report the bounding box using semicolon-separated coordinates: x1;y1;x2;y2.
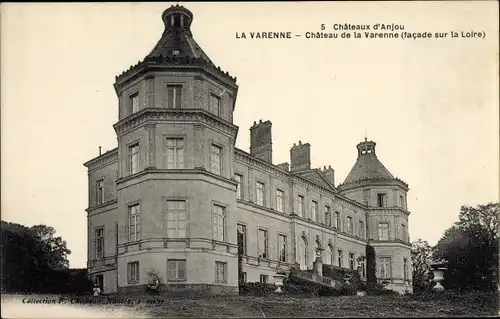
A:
250;120;273;163
290;141;311;172
99;146;102;156
324;165;335;185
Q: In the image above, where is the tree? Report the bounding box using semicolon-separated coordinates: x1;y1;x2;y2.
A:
411;239;434;292
434;203;499;291
365;244;377;289
30;225;71;268
1;221;73;293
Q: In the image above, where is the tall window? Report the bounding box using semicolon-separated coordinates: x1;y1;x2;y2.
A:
237;224;247;254
359;220;365;239
312;200;319;222
276;189;284;213
399;195;405;208
379;257;392;279
167;259;186;282
401;224;406;242
212;204;225;242
325;206;331;226
325;244;333;265
256;182;265;206
334;211;340;229
129;204;140;241
278;234;287;262
377;193;387;207
166;138;185;169
297;195;304;217
167;200;186;238
349;253;355;270
128;143;139;175
235;174;243;200
346;216;353;233
210;144;223;175
95;227;104;259
338;249;343;267
298;237;307;270
127;261;139;283
378;222;389;241
215;261;227;283
258;229;268;259
209;94;220;116
96;180;104;205
167;85;182;109
403;258;408;281
130;93;140;114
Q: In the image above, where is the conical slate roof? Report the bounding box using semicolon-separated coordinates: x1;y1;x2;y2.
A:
342;139;395;184
145;5;214;64
114;5;237;87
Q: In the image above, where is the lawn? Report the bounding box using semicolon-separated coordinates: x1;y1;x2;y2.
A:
2;291;498;318
135;292;498;318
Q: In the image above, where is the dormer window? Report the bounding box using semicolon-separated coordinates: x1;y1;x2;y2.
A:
172;49;180;56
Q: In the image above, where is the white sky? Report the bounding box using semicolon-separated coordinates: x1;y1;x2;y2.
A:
1;2;498;268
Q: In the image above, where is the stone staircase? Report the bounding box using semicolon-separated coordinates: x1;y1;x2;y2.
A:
293;269;342;289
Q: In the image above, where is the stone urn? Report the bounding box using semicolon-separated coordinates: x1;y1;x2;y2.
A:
273;268;287;293
431;264;447;292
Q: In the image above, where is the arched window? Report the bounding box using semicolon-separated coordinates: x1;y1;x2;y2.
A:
325;244;334;265
297;237;308;270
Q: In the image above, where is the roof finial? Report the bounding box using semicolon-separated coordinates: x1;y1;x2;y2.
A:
364;127;367;142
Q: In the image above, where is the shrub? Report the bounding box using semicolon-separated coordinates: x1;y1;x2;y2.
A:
365;282;399;296
239;282;277;296
339;283;357;296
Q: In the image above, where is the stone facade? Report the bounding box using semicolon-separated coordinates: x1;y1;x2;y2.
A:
84;5;412;296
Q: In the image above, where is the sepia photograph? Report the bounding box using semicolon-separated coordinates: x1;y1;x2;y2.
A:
1;1;499;318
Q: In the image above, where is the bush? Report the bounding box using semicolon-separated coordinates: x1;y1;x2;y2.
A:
339;283;357;296
409;289;498;306
239;282;277;296
365;282;399;296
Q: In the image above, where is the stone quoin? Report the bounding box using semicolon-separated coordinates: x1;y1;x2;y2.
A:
84;5;413;295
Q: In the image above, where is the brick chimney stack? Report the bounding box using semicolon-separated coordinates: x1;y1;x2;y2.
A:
322;165;335;185
250;120;273;163
290;141;311;172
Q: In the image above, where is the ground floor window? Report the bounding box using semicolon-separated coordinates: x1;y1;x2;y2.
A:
260;275;268;284
127;261;139;283
167;259;186;282
215;261;227;283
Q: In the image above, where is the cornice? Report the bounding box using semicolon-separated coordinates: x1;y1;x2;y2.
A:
115;168;238;189
338;177;409;192
235;149;290;180
367;207;411;216
83;148;118;171
113;108;239;138
234;148;365;211
86;199;119;215
114;56;237;95
368;239;412;248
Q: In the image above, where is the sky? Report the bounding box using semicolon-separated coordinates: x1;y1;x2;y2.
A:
1;2;498;268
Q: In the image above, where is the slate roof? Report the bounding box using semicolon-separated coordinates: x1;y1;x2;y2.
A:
342;140;395;185
343;153;394;184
